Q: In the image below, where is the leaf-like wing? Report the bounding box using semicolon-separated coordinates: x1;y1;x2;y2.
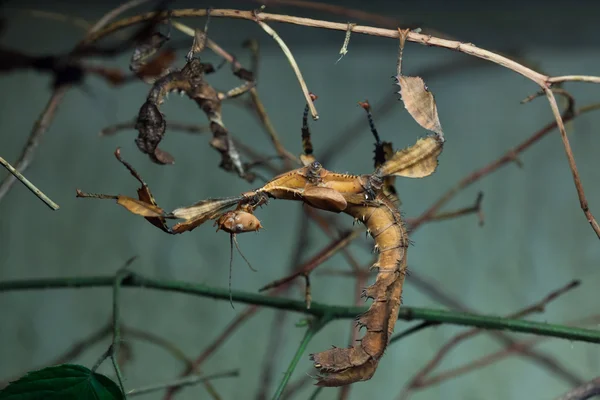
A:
115;148;170;231
169;197;243;234
170;196;242;222
377;135;443;178
116;196;165;217
396;75;444;138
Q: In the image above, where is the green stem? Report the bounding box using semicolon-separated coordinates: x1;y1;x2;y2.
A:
307;386;323;400
110;266;131;398
1;273;599;344
272;316;331;400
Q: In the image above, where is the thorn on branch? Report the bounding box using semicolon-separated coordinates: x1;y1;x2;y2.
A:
304;274;312;309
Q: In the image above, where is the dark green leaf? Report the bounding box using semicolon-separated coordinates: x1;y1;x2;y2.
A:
0;364;123;400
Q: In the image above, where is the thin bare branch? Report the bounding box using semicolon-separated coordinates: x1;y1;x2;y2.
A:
170;20;299;166
0;0;164;205
0;156;60;210
409;99;600;231
543;89;600;239
128;370;239;396
0;87;68;203
258;230;360;292
20;9;91;30
252;12;318;120
397;280;582;398
555;376;600;400
549;75;600;84
88;0;152;34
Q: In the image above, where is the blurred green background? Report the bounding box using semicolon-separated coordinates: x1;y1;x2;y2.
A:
1;1;599;399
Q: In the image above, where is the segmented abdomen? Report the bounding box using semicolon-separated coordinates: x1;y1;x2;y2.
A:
310;194;408;386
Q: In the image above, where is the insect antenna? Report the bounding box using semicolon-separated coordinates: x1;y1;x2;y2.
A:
228;233;235;309
300;93;318;165
233;234;257;272
227;232;257;309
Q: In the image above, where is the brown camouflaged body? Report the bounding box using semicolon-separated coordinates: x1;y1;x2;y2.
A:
311;193;408;386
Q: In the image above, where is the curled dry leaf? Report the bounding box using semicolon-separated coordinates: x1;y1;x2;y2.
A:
396;75;444;137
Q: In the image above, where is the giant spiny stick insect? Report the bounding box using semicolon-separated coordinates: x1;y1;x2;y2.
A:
76;86;445;384
129;11;256;181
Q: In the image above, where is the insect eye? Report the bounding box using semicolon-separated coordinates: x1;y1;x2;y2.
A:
424;84;429;92
311;161;322;170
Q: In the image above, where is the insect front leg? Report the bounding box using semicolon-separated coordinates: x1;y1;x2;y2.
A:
129;11;173;83
218;60;256;101
186;8;212;62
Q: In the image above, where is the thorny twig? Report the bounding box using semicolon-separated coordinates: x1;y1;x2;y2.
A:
258;231;359;295
2;273;600;344
165;227;330;400
169;20;298;167
415;314;600;394
395;280;582;398
255;210;311;400
2;4;598;398
408;91;582;231
0;0;165;204
416;192;484;226
85;8;600;238
163;306;257;400
407;270;585;388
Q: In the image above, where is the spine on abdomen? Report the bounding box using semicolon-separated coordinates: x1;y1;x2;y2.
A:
310;195;408;386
